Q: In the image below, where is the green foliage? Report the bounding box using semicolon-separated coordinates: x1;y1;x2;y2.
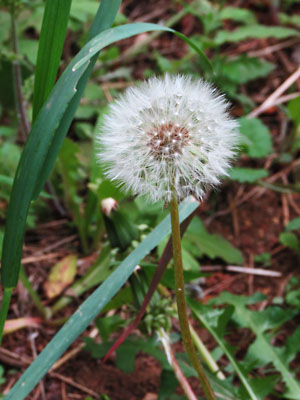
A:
285;276;300;308
254;252;271;267
220;56;274;85
279;12;300;27
214;24;298;45
95;314;124;342
190;298;264;400
32;0;72;120
285;217;300;231
288;96;300;126
229;167;269;183
219;6;257;25
239;117;273;158
183;217;244;265
279;232;300;256
214;292;300;399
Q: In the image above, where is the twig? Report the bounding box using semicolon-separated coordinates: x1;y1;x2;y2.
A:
49;372;99;398
29;331;46;400
249;66;300;118
33;234;77;257
21;253;61;265
200;265;281;277
248;38;300;58
158;328;198;400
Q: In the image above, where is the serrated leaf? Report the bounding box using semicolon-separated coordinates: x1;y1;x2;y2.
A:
43;255;77;299
219;7;257;25
214;24;298;45
229;167;269;183
239;117;273;158
189;299;260;400
285;217;300;231
279;13;300;28
215;292;300;399
183;218;244;265
222;56;274;84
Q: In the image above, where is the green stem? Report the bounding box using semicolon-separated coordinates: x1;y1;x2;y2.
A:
170;191;216;400
190;324;225;380
19;266;52;319
0;287;13;345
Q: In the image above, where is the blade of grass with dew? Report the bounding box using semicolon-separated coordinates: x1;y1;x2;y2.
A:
31;0;122;201
4;198;198;400
32;0;72;121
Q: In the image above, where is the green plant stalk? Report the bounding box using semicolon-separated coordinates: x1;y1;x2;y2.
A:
0;288;13;346
189;324;225;380
10;3;30;140
170;191;216;400
92;215;105;251
19;267;51;319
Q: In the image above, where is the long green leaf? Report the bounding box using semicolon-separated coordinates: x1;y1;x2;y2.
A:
4;198;198;400
1;22;180;288
32;0;122;200
32;0;72;121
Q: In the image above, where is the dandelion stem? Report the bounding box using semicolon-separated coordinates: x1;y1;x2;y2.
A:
170;191;216;400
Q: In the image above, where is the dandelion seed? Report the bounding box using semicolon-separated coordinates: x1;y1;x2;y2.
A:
98;74;239;203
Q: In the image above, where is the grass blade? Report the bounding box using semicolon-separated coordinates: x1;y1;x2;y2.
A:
31;0;122;200
32;0;72;121
4;198;198;400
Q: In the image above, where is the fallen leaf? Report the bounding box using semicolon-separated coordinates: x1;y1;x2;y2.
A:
44;255;77;299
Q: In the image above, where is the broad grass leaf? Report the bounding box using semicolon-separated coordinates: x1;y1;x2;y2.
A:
32;0;72;120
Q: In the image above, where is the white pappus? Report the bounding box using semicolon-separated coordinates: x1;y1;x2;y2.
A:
98;74;239;203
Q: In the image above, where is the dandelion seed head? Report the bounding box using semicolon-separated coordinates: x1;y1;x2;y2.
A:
99;74;239;203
